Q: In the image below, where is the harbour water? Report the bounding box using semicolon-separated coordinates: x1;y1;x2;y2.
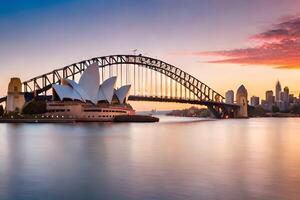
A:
0;116;300;200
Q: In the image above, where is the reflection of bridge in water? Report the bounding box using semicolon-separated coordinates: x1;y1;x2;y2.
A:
1;55;240;118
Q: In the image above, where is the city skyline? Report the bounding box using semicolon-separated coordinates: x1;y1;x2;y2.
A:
234;79;300;114
1;0;300;110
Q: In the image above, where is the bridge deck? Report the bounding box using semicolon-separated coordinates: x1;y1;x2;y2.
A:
128;95;239;108
0;96;7;103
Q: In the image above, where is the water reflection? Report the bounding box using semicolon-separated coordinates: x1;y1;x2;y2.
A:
0;117;300;200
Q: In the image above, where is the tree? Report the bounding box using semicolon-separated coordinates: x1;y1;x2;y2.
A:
0;105;4;117
290;105;300;114
22;100;47;115
248;106;266;117
272;105;280;113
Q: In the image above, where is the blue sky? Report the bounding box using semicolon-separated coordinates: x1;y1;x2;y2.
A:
1;0;300;102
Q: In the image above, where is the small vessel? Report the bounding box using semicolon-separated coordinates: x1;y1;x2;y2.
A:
114;114;159;122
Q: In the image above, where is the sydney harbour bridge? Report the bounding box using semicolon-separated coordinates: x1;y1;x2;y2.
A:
1;54;240;118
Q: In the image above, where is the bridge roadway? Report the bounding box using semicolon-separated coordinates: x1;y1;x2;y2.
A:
0;96;6;103
128;95;239;119
128;95;239;108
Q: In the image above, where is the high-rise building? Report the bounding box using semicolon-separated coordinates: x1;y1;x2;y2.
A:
275;80;282;102
282;87;289;103
261;100;269;110
289;94;294;104
225;90;234;104
284;86;289;94
250;96;259;106
277;86;289;111
265;90;274;111
265;90;274;105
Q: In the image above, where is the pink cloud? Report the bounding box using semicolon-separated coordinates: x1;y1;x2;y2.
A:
187;15;300;69
252;15;300;41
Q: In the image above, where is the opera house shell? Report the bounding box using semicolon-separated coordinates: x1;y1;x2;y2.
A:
46;62;134;121
52;62;131;104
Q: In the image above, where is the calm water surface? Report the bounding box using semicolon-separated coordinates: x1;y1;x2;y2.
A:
0;116;300;200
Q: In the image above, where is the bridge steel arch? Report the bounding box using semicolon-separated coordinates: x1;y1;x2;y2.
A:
21;55;237;118
23;55;225;102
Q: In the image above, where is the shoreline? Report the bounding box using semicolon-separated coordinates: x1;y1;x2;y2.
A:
167;114;300;118
0;114;299;123
0;115;159;123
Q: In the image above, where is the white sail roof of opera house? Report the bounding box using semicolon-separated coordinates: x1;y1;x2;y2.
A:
62;79;90;102
98;76;117;103
78;62;100;104
115;85;131;104
52;62;131;104
52;84;82;101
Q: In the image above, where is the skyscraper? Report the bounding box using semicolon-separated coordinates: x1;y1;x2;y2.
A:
279;86;290;111
283;86;289;103
275;80;282;102
284;86;289;94
250;96;259;106
266;90;274;105
264;90;274;111
225;90;234;104
289;94;294;104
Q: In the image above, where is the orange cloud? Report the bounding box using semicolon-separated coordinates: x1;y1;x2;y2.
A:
188;15;300;69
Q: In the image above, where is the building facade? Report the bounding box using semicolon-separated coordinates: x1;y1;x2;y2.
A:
263;90;274;111
275;80;282;102
225;90;234;104
250;96;260;107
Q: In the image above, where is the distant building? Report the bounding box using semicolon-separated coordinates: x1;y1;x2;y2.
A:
294;98;300;105
278;100;288;112
250;96;259;107
253;81;300;111
278;87;289;111
289;94;295;104
261;100;269;111
283;87;289;102
236;85;248;118
265;90;274;111
284;86;289;94
225;90;234;104
275;80;282;102
266;90;274;105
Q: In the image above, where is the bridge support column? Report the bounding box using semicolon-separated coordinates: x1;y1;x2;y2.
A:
6;78;25;112
236;85;248;118
207;105;222;119
207;105;238;119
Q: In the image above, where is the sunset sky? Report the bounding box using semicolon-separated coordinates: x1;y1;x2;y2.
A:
1;0;300;110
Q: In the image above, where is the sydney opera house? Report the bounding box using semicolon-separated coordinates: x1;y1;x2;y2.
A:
46;62;135;121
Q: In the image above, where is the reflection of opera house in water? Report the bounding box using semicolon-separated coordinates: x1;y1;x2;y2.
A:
46;62;135;121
